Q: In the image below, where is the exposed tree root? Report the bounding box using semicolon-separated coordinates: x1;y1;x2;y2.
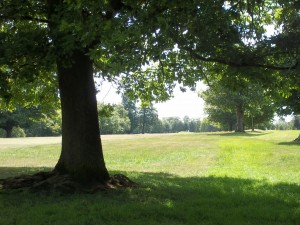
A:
0;171;137;194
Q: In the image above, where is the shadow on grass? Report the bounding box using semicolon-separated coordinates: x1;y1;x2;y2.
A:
207;130;270;137
278;141;300;146
1;167;299;225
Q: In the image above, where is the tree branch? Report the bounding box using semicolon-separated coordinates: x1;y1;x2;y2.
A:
0;15;49;23
183;45;298;71
191;58;212;87
168;29;298;71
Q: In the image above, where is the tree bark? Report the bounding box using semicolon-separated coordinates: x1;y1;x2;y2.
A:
54;50;110;183
235;105;244;132
5;126;13;138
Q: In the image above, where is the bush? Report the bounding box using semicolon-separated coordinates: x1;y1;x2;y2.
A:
11;127;26;138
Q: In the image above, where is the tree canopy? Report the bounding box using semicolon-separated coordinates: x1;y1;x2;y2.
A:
1;1;299;104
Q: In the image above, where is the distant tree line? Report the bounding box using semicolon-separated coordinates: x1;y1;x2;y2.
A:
97;96;222;134
98;103;219;134
97;96;300;134
0;107;61;138
1;100;299;138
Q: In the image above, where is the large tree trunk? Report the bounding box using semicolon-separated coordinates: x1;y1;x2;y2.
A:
47;0;109;184
235;105;244;132
54;50;110;183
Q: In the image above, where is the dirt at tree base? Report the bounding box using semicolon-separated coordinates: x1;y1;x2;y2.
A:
0;171;137;194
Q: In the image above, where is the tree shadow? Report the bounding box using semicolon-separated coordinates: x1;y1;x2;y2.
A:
1;167;299;225
278;141;300;146
207;130;270;137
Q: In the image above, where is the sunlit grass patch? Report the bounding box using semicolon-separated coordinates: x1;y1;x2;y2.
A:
0;145;60;170
103;132;220;176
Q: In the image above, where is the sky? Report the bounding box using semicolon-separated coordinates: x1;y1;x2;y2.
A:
96;81;207;119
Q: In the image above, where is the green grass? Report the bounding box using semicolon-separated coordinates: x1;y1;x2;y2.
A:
0;131;300;225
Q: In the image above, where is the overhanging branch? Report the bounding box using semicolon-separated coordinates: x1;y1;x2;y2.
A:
183;45;298;71
0;15;49;23
169;29;298;71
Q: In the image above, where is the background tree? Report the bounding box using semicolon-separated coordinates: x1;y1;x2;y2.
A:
242;83;276;131
188;118;201;132
203;107;236;131
182;116;192;132
122;96;139;134
199;118;220;132
0;107;60;137
98;103;130;135
292;115;300;130
0;109;21;138
276;90;300;141
200;80;276;132
122;97;162;134
273;118;294;131
161;117;185;133
138;104;160;134
25;110;62;137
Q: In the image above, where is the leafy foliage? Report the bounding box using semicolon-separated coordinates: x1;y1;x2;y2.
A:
98;103;130;134
25;112;62;137
10;126;26;137
138;104;161;134
200;80;276;131
0;107;61;137
122;96;139;133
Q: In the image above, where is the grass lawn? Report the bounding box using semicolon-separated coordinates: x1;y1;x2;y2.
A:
0;130;299;225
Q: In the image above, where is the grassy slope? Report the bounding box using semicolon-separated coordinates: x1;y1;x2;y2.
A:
0;131;299;225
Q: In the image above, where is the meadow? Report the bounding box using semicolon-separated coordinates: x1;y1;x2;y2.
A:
0;130;299;225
